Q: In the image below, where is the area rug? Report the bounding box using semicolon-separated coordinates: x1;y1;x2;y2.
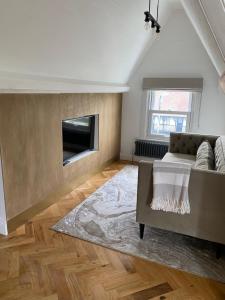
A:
52;165;225;283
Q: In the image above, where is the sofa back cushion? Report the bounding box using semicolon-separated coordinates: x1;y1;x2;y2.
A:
195;141;214;170
169;133;218;156
215;136;225;173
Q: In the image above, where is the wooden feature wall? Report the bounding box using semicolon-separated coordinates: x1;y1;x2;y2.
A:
0;93;122;224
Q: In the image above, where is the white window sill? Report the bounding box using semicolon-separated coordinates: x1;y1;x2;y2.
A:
136;137;169;144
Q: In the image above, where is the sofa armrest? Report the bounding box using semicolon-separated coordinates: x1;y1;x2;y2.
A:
136;161;225;244
136;161;153;222
169;132;218;155
137;162;225;213
189;168;225;210
136;161;225;220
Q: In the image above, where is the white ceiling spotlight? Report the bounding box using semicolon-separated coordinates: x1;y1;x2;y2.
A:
144;0;161;33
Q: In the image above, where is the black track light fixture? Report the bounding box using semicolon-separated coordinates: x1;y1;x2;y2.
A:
144;0;161;34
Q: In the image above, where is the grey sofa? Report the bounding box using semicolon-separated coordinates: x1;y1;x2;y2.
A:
136;132;225;247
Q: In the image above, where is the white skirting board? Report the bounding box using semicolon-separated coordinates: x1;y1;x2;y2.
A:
0;154;7;235
120;153;133;161
120;153;155;162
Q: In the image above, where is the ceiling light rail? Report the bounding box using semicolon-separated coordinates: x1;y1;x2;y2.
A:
144;0;161;33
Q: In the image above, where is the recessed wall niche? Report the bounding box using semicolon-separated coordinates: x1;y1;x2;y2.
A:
62;114;99;166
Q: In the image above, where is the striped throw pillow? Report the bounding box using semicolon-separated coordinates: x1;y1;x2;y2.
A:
215;136;225;173
195;141;214;170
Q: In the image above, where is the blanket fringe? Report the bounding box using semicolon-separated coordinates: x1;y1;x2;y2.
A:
151;196;190;215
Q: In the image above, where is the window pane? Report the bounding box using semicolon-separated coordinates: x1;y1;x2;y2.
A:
150;90;191;112
151;113;187;137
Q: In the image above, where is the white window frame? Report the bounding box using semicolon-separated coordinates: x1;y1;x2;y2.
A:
146;90;193;141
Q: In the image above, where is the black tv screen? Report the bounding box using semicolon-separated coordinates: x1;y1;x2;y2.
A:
62;115;95;165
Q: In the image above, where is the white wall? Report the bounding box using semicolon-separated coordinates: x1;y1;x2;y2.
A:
120;11;225;159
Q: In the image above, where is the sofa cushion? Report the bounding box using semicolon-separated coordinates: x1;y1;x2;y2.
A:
195;141;214;170
169;132;218;156
162;152;196;165
215;136;225;173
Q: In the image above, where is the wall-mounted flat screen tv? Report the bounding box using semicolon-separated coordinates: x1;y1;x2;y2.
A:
62;115;97;166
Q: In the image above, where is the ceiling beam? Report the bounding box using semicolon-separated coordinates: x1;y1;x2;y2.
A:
0;71;130;94
181;0;225;78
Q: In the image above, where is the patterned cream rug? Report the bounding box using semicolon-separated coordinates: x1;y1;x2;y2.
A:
52;165;225;283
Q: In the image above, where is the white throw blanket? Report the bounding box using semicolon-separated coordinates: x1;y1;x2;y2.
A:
151;160;192;214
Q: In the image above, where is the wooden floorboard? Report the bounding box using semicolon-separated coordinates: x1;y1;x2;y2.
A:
0;161;225;300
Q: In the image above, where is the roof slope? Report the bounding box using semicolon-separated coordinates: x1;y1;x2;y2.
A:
181;0;225;77
200;0;225;59
0;0;224;92
0;0;180;92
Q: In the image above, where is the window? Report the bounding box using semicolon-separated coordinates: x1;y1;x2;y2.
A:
147;90;192;140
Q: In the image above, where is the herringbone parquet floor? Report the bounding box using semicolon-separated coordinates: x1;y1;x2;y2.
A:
0;161;225;300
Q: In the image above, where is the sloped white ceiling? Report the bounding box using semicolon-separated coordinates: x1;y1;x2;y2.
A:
0;0;180;91
200;0;225;59
181;0;225;78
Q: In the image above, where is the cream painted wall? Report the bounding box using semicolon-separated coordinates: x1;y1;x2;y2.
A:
120;11;225;159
